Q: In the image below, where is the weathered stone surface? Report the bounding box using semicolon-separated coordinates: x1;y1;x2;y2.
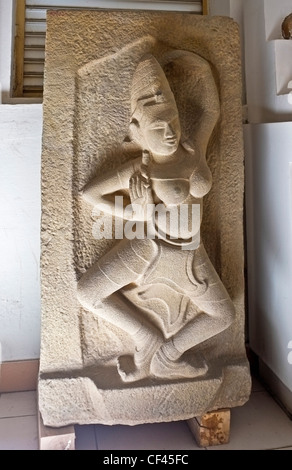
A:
39;10;251;427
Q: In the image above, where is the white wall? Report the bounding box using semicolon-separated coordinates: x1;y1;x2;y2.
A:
0;0;42;362
209;0;231;16
245;123;292;391
243;1;292;395
0;104;42;362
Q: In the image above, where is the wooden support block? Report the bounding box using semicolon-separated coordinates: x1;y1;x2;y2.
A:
187;409;230;447
38;413;76;450
0;360;39;393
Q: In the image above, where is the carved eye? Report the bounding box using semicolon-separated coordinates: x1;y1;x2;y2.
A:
148;123;166;131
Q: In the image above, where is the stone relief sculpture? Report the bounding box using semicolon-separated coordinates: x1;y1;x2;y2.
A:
77;52;235;383
40;12;251;430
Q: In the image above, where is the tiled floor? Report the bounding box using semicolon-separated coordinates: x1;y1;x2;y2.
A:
0;377;292;450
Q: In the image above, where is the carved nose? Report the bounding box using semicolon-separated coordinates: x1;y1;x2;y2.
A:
165;125;175;139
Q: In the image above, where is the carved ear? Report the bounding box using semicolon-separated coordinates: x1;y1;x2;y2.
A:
129;118;142;143
130;117;139;128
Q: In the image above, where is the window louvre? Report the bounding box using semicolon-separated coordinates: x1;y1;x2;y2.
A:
13;0;207;99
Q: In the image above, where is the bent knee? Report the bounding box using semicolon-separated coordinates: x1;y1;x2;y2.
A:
201;298;235;331
77;275;98;311
216;299;235;330
77;265;117;310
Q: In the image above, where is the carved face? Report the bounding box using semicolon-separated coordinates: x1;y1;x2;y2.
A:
139;102;181;157
131;55;182;157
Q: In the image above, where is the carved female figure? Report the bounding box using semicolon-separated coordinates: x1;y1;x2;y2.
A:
77;53;235;382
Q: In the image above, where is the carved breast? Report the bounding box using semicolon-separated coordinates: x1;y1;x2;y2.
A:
151;178;190;205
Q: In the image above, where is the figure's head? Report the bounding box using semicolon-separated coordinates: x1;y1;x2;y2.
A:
130;55;181;156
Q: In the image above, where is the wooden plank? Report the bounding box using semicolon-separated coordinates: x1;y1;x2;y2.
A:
38;413;76;450
187;409;230;447
26;0;202;10
13;0;26;97
0;360;39;393
202;0;209;15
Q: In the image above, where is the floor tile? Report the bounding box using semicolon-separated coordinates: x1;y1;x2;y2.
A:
1;379;292;451
0;416;38;450
95;420;205;450
206;391;292;450
0;391;37;418
75;424;97;450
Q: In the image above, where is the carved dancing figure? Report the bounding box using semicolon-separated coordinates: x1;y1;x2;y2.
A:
77;53;235;382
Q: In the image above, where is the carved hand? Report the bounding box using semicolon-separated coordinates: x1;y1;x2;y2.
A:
127;151;154;221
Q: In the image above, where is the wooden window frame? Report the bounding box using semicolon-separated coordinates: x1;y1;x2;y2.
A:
13;0;27;97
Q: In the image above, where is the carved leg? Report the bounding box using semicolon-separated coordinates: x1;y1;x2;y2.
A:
187;409;231;447
150;243;236;379
85;289;163;382
77;239;163;382
150;302;234;380
150;340;208;379
117;326;163;382
77;238;157;323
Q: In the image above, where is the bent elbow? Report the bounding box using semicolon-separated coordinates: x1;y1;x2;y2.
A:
81;184;102;206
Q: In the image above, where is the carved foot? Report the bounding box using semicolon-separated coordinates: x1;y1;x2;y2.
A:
150;348;208;380
117;328;163;383
117;355;143;382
